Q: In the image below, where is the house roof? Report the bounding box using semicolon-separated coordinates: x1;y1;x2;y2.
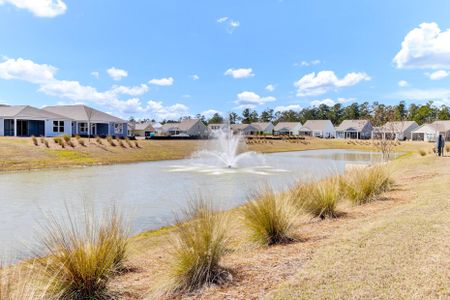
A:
251;122;273;131
208;123;226;129
336;120;370;132
161;119;203;132
0;105;71;120
378;121;418;132
231;123;258;131
274;122;302;131
301;120;334;131
412;123;442;133
133;122;155;131
43;105;126;123
432;120;450;131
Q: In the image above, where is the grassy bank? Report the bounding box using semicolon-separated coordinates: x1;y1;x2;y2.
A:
1;154;449;299
0;136;434;172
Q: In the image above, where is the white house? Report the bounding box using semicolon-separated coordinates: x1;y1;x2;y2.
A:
273;122;302;135
44;105;128;138
0;105;72;137
411;124;440;142
230;123;259;135
208;123;227;134
160;119;208;138
336;120;373;139
432;120;450;140
131;122;156;138
372;121;419;140
299;120;335;138
251;122;275;134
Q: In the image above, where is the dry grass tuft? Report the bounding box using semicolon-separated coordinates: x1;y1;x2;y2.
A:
241;188;298;246
38;205;128;299
163;199;231;295
340;164;394;205
291;177;342;219
419;149;427;156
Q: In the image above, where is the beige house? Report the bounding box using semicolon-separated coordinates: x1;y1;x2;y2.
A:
273;122;302;135
131;122;155;138
336;120;373;139
372;121;419;140
230;123;259;135
299;120;335;138
160;119;208;138
251;122;274;134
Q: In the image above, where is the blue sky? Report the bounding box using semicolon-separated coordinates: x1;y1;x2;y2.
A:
1;0;450;120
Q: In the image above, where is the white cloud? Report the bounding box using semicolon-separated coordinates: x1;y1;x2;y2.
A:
146;100;189;120
0;0;67;17
294;70;370;96
217;16;240;33
235;91;276;109
0;57;56;83
426;70;449;80
274;104;302;112
109;84;149;96
224;68;254;79
148;77;174;86
107;67;128;81
90;71;99;79
191;74;199;80
310;97;353;107
394;22;450;69
398;80;409;87
294;59;321;67
265;84;275;92
201;109;221;119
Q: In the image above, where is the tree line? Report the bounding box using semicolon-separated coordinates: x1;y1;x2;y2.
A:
199;101;450;127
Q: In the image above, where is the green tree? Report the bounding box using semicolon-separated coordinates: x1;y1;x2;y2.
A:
207;112;224;124
260;108;274;122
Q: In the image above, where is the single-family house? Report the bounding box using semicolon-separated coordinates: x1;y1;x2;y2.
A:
160;119;208;138
431;120;450;140
273;122;303;135
251;122;274;134
411;123;443;142
230;123;259;135
131;122;156;138
0;105;72;137
372;121;419;140
336;120;373;139
208;123;227;134
299;120;335;138
43;105;128;138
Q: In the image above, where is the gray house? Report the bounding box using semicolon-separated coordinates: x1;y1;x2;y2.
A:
274;122;303;135
251;122;275;134
160;119;209;138
0;105;72;137
336;120;373;139
230;123;259;135
43;105;128;137
299;120;335;138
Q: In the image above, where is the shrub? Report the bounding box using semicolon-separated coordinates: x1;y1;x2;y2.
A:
241;188;298;246
419;149;427;156
118;139;126;148
40;137;45;144
134;141;140;148
53;137;61;144
31;136;38;146
63;135;71;143
292;178;342;219
340;165;393;205
38;205;128;299
67;140;75;148
167;199;230;294
96;136;103;145
446;145;450;153
44;140;49;148
75;135;81;140
125;137;133;148
106;136;116;147
78;139;86;147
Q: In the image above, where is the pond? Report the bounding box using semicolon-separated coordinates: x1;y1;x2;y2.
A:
0;149;383;260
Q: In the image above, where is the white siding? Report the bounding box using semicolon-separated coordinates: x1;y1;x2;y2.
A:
45;119;72;137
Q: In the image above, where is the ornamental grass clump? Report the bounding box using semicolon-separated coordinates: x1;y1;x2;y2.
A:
241;188;298;246
106;136;116;147
38;205;129;300
63;135;71;144
418;149;427;156
166;199;231;294
31;136;38;146
341;164;393;205
292;177;342;219
78;139;86;147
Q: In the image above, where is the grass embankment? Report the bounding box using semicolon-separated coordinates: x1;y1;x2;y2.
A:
0;136;434;172
112;154;449;299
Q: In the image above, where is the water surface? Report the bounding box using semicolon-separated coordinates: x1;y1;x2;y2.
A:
0;149;382;259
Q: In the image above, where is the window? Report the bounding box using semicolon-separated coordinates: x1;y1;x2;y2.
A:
79;123;88;133
53;120;65;133
114;123;123;134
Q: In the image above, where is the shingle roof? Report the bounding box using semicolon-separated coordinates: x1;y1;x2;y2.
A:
336;120;370;131
251;122;273;131
43;105;126;123
432;120;450;131
378;121;418;132
231;123;258;131
161;119;203;132
274;122;302;131
133;122;155;131
301;120;334;131
0;105;71;119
